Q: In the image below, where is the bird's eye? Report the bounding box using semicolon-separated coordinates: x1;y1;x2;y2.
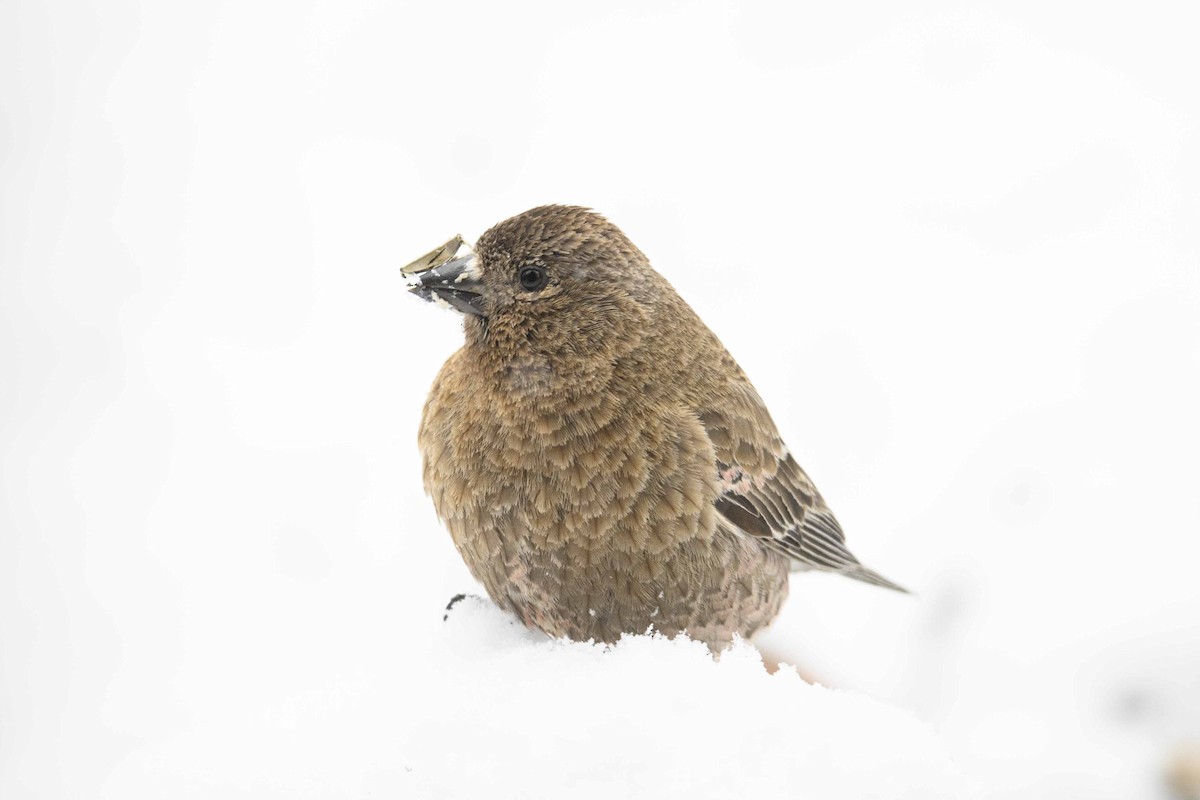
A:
518;265;547;291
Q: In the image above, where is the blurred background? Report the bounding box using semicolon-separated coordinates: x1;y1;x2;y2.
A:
3;1;1198;797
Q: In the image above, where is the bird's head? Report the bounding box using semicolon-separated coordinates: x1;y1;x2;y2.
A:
403;206;658;386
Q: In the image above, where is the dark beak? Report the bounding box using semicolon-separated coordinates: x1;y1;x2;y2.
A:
401;236;485;317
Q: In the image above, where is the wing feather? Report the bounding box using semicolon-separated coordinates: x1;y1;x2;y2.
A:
699;390;907;593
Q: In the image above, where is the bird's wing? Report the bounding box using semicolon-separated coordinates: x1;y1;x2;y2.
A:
698;381;907;592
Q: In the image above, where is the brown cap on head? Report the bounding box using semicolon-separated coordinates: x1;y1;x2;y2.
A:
475;205;653;288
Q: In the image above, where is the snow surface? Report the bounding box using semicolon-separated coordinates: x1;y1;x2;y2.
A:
103;598;973;799
3;1;1200;799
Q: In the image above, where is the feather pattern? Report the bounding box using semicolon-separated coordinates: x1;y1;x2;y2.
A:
700;393;908;593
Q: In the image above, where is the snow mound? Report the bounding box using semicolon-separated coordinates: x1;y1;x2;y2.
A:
105;598;973;799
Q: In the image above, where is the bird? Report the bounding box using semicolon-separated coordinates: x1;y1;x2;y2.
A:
404;205;906;650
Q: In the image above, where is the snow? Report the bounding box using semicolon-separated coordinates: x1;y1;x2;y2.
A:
104;598;973;799
3;1;1199;798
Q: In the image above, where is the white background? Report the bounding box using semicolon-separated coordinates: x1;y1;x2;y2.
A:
3;1;1198;797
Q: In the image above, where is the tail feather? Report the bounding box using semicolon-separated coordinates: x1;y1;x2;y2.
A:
844;565;910;594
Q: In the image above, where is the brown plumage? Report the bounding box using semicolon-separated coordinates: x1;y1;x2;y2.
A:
407;205;905;650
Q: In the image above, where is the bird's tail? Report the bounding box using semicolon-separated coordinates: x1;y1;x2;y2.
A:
844;565;910;594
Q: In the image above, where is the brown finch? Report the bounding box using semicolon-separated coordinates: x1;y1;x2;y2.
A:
406;205;905;649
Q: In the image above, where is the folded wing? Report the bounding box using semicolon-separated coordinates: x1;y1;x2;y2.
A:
699;383;907;593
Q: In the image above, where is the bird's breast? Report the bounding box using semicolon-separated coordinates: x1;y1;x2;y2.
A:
421;364;718;558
